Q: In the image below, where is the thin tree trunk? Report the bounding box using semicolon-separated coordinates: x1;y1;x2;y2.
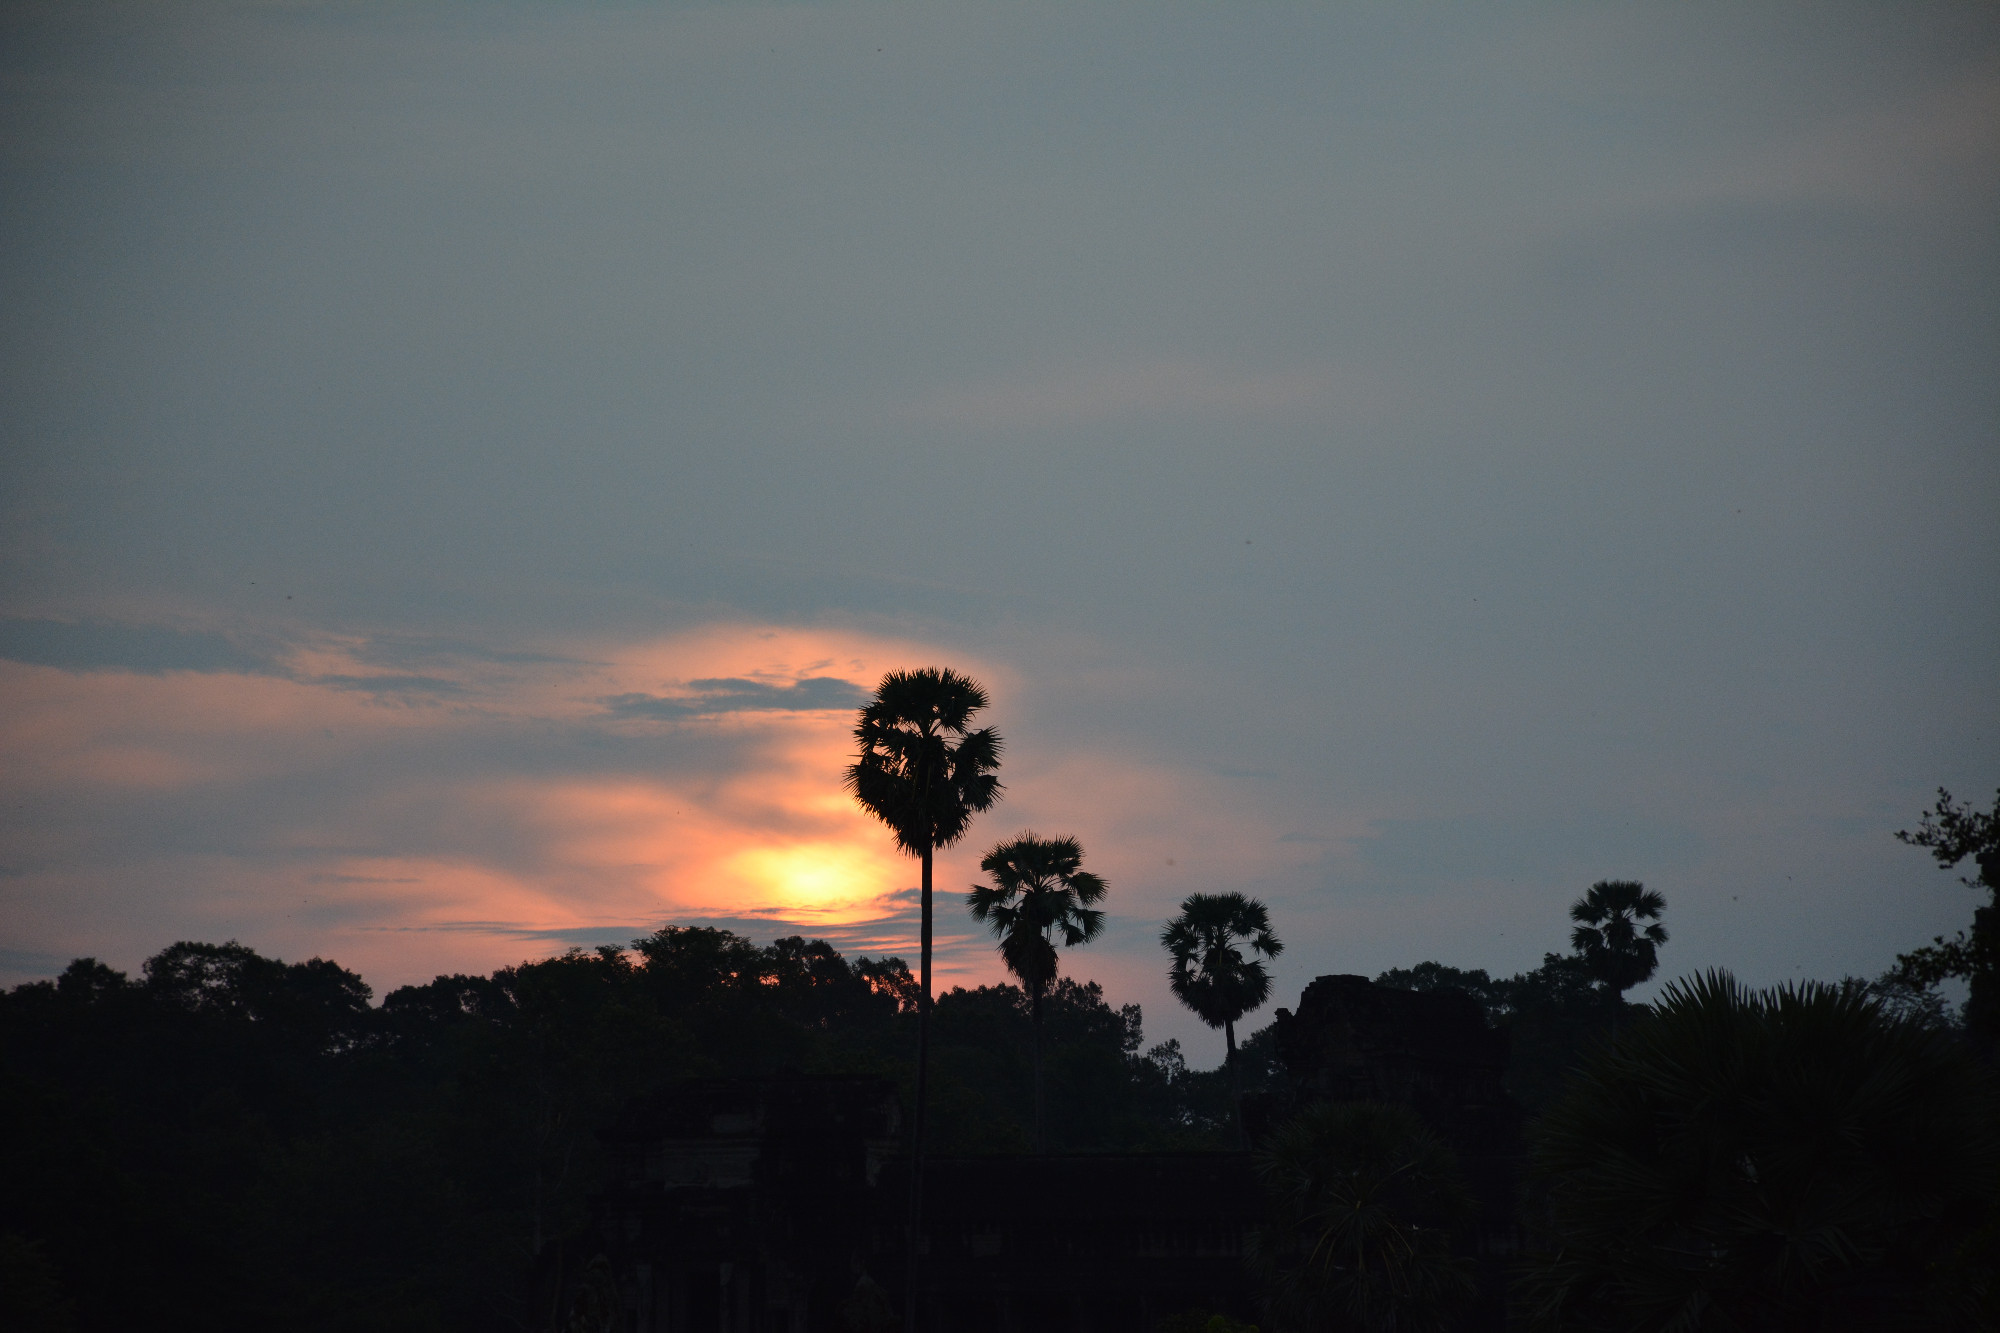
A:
905;841;933;1333
1032;981;1045;1155
1226;1018;1243;1149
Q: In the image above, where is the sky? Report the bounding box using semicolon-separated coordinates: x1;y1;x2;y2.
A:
2;0;1995;1061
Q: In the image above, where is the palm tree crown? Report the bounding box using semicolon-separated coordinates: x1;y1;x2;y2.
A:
844;667;1002;856
1568;879;1668;998
1163;892;1284;1033
968;833;1106;1152
845;667;1001;1329
968;833;1108;1000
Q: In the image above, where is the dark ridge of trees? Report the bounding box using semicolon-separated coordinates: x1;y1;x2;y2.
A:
1373;951;1634;1114
1521;971;2000;1330
10;791;1993;1332
0;928;1247;1333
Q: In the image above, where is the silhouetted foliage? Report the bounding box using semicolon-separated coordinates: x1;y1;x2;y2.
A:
1158;1311;1260;1333
967;832;1108;1150
1566;880;1667;1001
844;667;1003;1328
0;929;1219;1332
0;1232;74;1332
1521;971;2000;1331
845;668;1004;862
1163;893;1284;1143
1376;952;1629;1113
1247;1102;1475;1333
1891;786;2000;1044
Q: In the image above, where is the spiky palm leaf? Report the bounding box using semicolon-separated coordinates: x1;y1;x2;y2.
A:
1248;1102;1475;1333
1524;970;2000;1331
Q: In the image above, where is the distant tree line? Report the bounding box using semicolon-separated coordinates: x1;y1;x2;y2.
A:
5;654;1994;1333
0;925;1264;1332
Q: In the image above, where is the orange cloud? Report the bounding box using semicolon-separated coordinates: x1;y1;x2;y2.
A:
0;623;1039;993
2;615;1334;1029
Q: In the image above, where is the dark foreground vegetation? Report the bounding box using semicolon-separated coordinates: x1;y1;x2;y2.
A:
2;790;1995;1331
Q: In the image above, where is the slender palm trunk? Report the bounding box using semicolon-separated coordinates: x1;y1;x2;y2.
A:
1226;1018;1244;1149
1031;980;1046;1154
905;841;933;1333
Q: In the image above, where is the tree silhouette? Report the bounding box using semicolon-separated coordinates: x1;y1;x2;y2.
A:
1162;893;1283;1144
1567;880;1667;1001
844;667;1001;1329
1893;787;2000;1046
967;833;1107;1152
1524;971;2000;1328
1247;1102;1474;1333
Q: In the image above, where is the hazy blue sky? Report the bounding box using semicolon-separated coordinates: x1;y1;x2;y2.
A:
3;0;1995;1058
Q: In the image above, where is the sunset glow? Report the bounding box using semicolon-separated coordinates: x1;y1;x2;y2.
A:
724;842;906;920
0;625;1038;989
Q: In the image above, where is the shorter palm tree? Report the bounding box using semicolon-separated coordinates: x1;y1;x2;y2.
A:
1568;880;1667;1001
967;833;1107;1153
1162;892;1283;1144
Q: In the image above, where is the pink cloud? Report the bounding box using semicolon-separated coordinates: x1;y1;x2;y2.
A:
0;617;1326;1044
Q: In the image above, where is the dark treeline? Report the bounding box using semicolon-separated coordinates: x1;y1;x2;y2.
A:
0;924;1691;1332
5;789;1996;1330
0;928;1265;1332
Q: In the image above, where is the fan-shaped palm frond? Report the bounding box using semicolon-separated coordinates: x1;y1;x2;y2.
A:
1524;970;2000;1330
1163;892;1284;1032
845;668;1002;856
846;668;1002;1324
1567;880;1668;999
1248;1102;1475;1333
968;832;1107;1150
968;833;1107;988
1162;893;1284;1144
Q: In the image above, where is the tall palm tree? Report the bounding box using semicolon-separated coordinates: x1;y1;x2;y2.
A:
967;833;1107;1153
1162;892;1283;1144
844;667;1001;1331
1567;880;1668;1001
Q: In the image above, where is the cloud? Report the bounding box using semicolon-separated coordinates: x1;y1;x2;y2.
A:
0;622;1029;992
0;617;1321;1017
0;618;282;676
311;674;469;699
349;635;586;670
602;675;869;721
